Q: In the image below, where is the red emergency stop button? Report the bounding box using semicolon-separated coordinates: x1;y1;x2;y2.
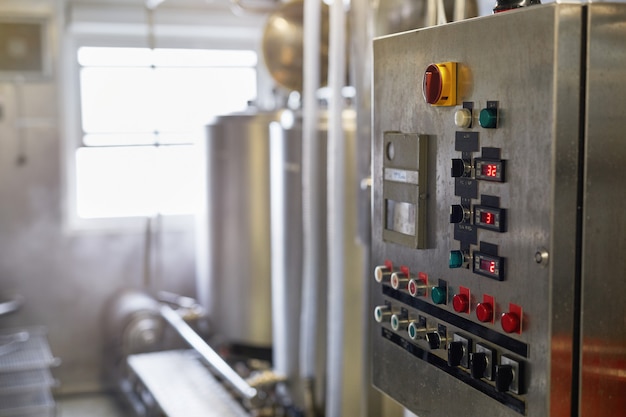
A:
422;62;458;106
501;312;520;333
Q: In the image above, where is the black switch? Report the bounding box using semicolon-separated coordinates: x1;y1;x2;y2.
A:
451;159;469;177
447;341;465;367
495;364;514;392
470;352;487;379
426;332;441;350
450;205;467;224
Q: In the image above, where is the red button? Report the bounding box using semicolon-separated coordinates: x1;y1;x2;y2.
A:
452;294;469;313
476;302;493;323
501;312;520;333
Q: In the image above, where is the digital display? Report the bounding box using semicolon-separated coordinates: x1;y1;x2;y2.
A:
480;211;495;225
473;252;504;281
474;205;506;232
481;163;499;178
480;259;497;274
474;159;505;182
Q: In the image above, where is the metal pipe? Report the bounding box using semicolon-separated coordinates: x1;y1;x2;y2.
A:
159;304;259;404
325;0;347;416
300;1;322;413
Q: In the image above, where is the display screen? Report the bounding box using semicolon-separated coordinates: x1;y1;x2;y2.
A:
475;159;505;182
480;259;497;274
481;163;498;178
473;252;504;281
474;205;505;232
480;211;495;225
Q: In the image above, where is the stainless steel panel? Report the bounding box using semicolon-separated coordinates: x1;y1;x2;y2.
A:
372;4;586;416
580;5;626;416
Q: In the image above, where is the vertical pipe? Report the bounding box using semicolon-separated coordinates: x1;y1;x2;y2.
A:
300;0;322;415
326;1;346;417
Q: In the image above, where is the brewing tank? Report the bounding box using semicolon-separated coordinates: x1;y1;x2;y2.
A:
196;110;282;348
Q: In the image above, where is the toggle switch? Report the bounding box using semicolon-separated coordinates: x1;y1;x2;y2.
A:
448;334;471;368
426;329;447;350
451;158;471;178
496;356;525;394
471;343;495;380
448;342;465;367
495;364;514;392
450;204;470;224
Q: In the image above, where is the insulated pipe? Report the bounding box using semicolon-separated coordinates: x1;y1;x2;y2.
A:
326;1;346;417
300;0;322;406
159;304;259;405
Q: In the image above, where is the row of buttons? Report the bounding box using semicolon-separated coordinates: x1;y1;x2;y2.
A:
374;301;525;395
375;264;523;334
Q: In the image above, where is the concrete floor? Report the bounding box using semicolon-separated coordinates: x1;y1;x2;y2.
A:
55;393;134;417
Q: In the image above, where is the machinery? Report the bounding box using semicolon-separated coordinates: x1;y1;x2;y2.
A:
371;3;626;417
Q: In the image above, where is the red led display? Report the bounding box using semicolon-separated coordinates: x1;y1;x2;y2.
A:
474;158;505;182
480;211;495;225
480;259;497;274
482;163;498;178
473;252;505;281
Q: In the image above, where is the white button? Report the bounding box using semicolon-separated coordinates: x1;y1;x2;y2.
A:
454;108;472;128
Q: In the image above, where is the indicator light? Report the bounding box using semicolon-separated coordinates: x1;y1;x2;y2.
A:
390;272;409;290
449;250;467;268
501;311;521;334
431;286;447;305
454;108;472;128
408;278;427;297
374;265;392;283
476;302;493;323
479;107;498;128
408;321;427;340
391;313;409;331
374;305;391;323
452;293;469;313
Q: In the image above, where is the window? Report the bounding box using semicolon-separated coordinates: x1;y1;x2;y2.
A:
75;47;257;219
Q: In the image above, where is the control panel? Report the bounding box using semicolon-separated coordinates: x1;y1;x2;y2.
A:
370;4;615;417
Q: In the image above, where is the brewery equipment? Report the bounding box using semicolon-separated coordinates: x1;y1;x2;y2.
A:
371;3;626;416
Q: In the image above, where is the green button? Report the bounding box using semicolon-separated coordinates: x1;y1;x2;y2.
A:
479;108;498;128
449;251;465;268
431;286;447;305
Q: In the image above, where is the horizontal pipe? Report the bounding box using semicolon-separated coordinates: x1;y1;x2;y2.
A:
159;304;259;404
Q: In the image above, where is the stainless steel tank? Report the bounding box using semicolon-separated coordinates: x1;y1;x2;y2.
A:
196;110;281;348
